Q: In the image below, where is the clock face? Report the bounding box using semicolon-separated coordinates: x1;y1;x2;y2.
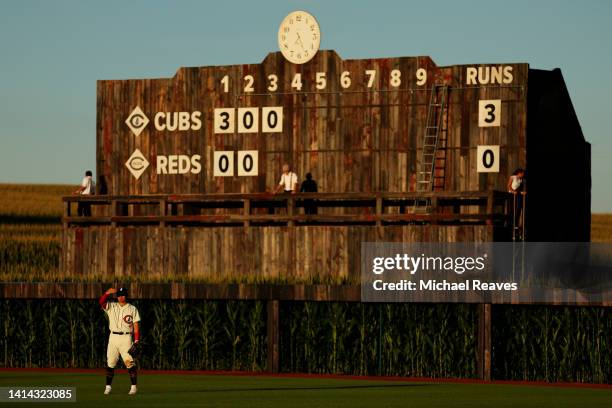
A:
278;11;321;64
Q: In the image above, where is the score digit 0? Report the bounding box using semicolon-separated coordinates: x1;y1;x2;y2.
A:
237;108;259;133
477;145;500;173
237;151;258;176
262;107;283;132
213;151;234;177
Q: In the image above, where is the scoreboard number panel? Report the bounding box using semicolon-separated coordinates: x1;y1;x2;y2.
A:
237;151;258;176
477;145;500;173
237;108;259;133
214;107;283;134
214;151;234;177
478;100;501;127
262;107;283;132
214;108;235;134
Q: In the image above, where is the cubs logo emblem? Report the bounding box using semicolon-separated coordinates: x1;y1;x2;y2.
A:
123;315;133;324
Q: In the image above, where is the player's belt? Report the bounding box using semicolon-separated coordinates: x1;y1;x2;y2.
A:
111;331;130;335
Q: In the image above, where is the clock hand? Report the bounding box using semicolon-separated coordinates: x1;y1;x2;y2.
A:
294;32;304;49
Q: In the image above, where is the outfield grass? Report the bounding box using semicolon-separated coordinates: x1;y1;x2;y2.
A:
0;372;610;408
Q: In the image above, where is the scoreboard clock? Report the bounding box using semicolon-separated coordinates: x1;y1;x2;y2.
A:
278;10;321;64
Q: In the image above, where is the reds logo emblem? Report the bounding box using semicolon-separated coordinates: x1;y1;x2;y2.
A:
123;315;133;324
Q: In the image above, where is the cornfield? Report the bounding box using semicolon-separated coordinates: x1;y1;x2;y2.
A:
0;183;72;219
279;302;477;378
0;299;609;383
0;299;266;371
0;184;69;281
493;305;612;383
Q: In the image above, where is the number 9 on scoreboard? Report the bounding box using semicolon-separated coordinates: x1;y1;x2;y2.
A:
476;145;500;173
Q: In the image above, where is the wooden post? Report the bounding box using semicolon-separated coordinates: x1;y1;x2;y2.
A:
111;200;118;228
486;189;494;225
521;191;527;239
64;200;71;217
375;196;383;237
430;195;438;225
375;196;382;226
160;199;167;227
266;300;280;373
287;198;294;227
477;303;492;381
63;200;71;228
244;198;250;228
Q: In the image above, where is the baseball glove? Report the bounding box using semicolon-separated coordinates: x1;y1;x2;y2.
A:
128;342;142;359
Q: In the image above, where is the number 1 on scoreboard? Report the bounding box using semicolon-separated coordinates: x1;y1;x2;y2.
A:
221;75;229;93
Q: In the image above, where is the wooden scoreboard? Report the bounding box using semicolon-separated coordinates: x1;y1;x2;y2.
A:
97;52;528;196
64;11;590;283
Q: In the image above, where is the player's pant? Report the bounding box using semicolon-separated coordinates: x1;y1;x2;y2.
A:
106;333;137;385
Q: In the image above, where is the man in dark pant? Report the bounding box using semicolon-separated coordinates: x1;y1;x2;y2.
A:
300;172;318;215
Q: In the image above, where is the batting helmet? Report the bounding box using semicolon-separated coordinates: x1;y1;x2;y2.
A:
117;287;128;297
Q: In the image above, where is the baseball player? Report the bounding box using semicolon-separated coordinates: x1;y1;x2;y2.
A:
99;287;141;395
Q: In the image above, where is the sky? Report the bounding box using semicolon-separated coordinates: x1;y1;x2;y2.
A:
0;0;610;211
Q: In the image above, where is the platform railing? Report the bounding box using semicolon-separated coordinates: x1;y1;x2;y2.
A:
62;190;515;227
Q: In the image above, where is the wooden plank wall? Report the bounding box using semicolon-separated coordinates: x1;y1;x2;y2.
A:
61;224;494;283
97;51;528;196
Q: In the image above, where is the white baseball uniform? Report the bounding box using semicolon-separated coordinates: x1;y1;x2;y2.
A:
103;301;141;368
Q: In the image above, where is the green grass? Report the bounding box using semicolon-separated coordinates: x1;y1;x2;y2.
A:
0;372;610;408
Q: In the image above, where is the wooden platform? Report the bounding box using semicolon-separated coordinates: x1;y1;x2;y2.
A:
63;190;512;226
60;191;514;283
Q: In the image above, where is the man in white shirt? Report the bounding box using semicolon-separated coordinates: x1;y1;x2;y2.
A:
74;170;94;216
275;164;298;194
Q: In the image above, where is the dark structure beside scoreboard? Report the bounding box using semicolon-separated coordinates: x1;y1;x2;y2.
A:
58;52;592;380
526;68;590;242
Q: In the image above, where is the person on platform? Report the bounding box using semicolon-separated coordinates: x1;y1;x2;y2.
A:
507;168;526;229
275;163;299;194
74;170;95;216
300;172;318;215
